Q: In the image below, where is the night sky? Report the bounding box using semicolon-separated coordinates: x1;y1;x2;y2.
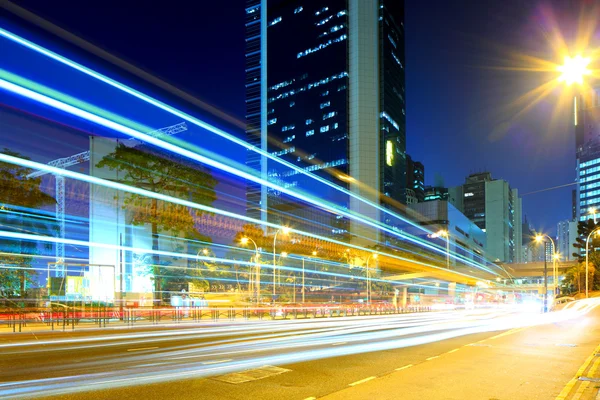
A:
8;0;599;236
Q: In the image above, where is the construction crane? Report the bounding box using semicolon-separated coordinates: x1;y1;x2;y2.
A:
27;122;188;276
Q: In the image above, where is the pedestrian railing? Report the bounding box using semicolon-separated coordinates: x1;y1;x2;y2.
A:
0;304;433;333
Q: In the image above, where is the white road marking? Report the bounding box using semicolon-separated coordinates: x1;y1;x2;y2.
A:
395;364;413;371
126;346;158;352
332;342;348;346
447;348;460;354
426;355;439;361
304;397;317;400
349;376;376;386
201;359;232;365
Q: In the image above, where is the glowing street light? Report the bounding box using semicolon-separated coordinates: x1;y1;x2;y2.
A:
240;236;260;302
366;253;378;306
273;226;290;301
585;228;600;299
557;55;591;86
589;207;597;224
535;233;557;312
429;229;450;269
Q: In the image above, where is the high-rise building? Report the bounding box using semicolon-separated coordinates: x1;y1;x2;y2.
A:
406;155;425;203
449;172;523;263
576;87;600;223
557;219;578;261
423;186;448;202
244;0;406;239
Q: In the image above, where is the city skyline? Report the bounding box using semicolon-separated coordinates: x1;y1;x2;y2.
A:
8;0;599;236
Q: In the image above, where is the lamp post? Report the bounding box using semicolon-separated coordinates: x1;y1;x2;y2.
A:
240;237;260;302
272;227;290;302
535;234;557;312
366;253;378;306
585;227;600;299
589;207;597;224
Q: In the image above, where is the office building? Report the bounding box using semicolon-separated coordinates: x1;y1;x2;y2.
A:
449;172;523;263
244;0;407;240
557;219;578;261
576;87;600;222
406;155;425;203
423;186;448;202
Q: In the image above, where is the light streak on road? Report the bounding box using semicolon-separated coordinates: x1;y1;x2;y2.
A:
1;300;599;399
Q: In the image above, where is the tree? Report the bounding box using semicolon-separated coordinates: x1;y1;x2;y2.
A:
96;144;217;304
0;149;55;302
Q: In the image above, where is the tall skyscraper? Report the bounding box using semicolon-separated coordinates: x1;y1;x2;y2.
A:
576;87;600;223
449;172;523;263
406;155;425;203
244;1;406;239
557;219;578;261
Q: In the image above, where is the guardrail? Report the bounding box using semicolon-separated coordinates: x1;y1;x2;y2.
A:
0;304;433;333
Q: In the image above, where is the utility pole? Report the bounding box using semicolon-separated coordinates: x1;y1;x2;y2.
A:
543;255;548;313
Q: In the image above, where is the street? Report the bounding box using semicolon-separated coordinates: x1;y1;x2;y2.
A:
1;300;599;399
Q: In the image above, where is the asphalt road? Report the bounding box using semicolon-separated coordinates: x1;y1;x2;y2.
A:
1;301;599;400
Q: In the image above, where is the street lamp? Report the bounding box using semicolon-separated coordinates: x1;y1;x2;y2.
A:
585;227;600;299
589;207;597;224
535;234;557;311
272;226;290;301
429;229;450;268
557;55;591;86
366;253;378;306
240;236;260;302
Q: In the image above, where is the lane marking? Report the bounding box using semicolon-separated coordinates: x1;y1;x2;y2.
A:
488;327;524;340
349;376;376;386
332;342;347;346
304;397;317;400
425;356;439;361
201;359;232;365
555;343;600;400
395;364;413;371
447;348;460;354
126;346;158;352
571;380;589;400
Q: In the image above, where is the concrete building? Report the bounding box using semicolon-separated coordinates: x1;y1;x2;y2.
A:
576;87;600;223
406;155;425;203
450;172;523;263
557;220;579;261
244;0;407;241
408;200;486;263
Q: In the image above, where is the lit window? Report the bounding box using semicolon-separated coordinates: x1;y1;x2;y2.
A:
320;101;330;109
316;15;333;26
269;16;282;26
337;10;347;17
333;122;339;129
315;7;329;16
282;124;295;132
297;34;347;58
272;146;295;157
283;135;296;143
380;111;400;130
464;192;474;197
386;140;394;166
321;91;329;97
294;6;303;14
306;130;315;137
268;118;277;125
391;52;403;68
320;125;330;133
323;111;337;120
388;34;397;48
290;101;295;107
306;119;314;125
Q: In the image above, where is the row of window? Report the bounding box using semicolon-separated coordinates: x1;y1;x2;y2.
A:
580;165;600;176
319;24;345;38
380;111;400;130
580;173;600;183
267;71;348;103
297;34;347;58
269;16;282;26
282;158;347;177
580;158;600;169
272;146;295;157
581;180;600;191
581;188;600;198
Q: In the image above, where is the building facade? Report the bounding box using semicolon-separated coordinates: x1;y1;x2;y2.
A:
406;154;425;203
244;0;407;239
576;87;600;223
449;172;523;263
557;219;578;261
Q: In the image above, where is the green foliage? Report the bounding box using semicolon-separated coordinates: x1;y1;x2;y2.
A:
96;144;218;301
0;149;55;300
